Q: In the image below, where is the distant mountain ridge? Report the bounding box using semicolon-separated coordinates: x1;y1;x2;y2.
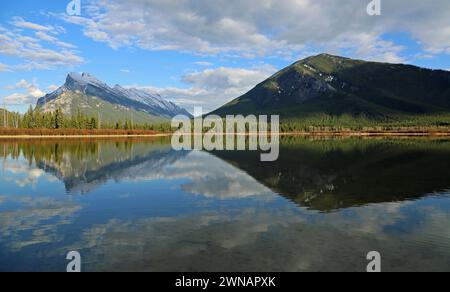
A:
37;72;190;124
212;54;450;125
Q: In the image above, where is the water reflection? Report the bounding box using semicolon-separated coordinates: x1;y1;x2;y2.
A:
212;137;450;211
0;195;81;251
76;200;450;272
0;137;449;271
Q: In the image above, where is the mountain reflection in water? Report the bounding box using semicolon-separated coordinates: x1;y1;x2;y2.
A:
0;137;449;272
212;137;450;211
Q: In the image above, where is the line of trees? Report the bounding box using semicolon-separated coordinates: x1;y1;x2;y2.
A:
0;106;173;132
3;106;450;134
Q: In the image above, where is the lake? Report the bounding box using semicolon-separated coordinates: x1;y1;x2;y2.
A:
0;136;449;272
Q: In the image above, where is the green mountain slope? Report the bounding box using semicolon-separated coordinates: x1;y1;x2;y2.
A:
212;54;450;128
39;91;167;125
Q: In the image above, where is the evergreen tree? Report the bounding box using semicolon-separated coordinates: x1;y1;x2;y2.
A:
55;109;65;129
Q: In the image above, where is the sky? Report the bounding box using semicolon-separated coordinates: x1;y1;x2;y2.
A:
0;0;450;113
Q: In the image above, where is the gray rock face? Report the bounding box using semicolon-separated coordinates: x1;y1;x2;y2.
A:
273;70;332;104
249;68;334;109
113;85;189;117
37;72;191;118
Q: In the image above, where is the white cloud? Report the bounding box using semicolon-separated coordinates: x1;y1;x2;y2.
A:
56;0;450;61
0;18;83;71
0;62;10;72
137;64;277;113
4;79;45;105
3;93;35;106
325;33;406;63
195;61;213;67
15;79;29;89
47;84;59;91
12;17;52;31
183;65;275;91
34;31;75;49
120;69;131;73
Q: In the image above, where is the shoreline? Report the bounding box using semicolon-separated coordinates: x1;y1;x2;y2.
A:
0;133;172;139
0;131;450;139
280;131;450;137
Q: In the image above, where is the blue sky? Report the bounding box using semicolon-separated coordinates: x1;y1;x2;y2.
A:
1;0;450;113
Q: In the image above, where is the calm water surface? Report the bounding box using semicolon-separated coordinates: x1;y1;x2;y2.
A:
0;137;449;272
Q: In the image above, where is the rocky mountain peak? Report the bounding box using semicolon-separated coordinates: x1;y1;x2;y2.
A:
38;72;191;118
